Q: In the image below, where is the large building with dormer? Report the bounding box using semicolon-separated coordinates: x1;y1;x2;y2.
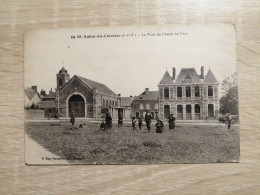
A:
158;66;219;120
55;67;123;118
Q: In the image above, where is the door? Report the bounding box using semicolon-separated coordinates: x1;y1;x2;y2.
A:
208;104;214;118
164;105;170;119
69;95;85;117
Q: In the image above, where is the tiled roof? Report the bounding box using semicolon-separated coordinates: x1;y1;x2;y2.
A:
203;69;218;84
134;91;159;101
121;97;133;107
43;92;56;99
38;100;56;108
78;76;117;96
25;87;41;100
159;71;173;85
175;68;201;84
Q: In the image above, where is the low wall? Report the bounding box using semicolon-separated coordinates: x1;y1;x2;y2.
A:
25;109;45;119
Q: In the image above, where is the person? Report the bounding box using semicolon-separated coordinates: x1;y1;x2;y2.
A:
70;110;75;126
145;110;152;132
168;113;176;131
155;119;164;133
118;113;123;128
138;117;142;130
100;120;106;131
132;117;136;131
105;112;112;130
226;113;232;129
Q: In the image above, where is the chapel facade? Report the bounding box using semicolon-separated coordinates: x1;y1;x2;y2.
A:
55;67;123;118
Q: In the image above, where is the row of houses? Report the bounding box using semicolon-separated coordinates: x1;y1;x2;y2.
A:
25;66;219;120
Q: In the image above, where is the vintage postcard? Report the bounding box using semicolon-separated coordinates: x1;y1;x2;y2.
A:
24;24;239;165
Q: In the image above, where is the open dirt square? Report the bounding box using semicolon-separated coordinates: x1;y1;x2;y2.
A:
25;120;239;164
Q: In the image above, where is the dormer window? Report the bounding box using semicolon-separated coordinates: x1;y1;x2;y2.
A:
208;86;213;97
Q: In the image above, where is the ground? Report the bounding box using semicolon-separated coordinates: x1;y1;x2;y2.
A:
25;120;239;164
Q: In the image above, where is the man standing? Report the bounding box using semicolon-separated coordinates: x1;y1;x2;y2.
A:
118;113;123;128
105;112;112;130
168;113;176;131
145;110;152;132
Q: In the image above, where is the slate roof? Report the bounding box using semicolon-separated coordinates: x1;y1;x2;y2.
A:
77;76;117;96
175;68;201;84
159;71;173;85
203;69;218;84
134;91;159;101
121;97;133;107
25;87;41;100
38;101;56;109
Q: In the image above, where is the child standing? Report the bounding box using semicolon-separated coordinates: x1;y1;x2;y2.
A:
100;120;106;131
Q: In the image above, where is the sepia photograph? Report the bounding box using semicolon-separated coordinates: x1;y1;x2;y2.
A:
24;24;239;165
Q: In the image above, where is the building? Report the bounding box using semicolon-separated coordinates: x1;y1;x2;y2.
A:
158;67;219;120
131;88;159;119
24;86;42;108
56;67;122;118
121;96;133;119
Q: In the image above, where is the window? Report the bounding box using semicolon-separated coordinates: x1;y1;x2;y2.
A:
164;87;169;99
155;103;159;109
106;100;108;106
59;79;62;87
109;100;111;107
103;99;105;106
177;87;182;97
208;86;213;97
136;112;139;118
112;101;114;107
140;104;144;109
195;104;200;113
195;86;200;97
177;105;183;113
115;101;118;107
146;103;150;110
186;105;191;113
186;86;191;97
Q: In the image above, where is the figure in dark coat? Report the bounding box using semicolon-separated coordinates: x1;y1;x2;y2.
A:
105;112;112;130
118;113;123;128
168;113;176;131
145;110;152;132
70;111;75;126
155;119;164;133
138;117;142;130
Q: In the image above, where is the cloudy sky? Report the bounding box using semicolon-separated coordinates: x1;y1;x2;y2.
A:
25;24;237;97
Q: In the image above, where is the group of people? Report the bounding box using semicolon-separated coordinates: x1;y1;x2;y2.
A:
131;110;176;133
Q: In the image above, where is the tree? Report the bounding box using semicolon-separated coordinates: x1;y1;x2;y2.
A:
219;86;239;115
219;72;239;115
221;72;237;95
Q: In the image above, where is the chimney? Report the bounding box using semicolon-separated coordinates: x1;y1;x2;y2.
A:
31;86;37;92
118;94;121;97
172;67;176;80
145;88;149;94
201;66;204;79
130;95;133;100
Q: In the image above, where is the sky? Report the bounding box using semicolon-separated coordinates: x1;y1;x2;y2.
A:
24;24;237;97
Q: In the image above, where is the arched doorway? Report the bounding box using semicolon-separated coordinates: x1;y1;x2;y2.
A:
68;95;85;117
